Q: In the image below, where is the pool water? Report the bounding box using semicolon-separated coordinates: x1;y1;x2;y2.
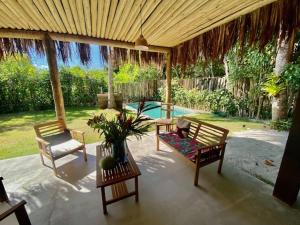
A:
126;101;194;119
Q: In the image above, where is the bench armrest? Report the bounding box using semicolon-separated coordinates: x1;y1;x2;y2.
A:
68;129;85;144
198;142;226;152
156;123;176;135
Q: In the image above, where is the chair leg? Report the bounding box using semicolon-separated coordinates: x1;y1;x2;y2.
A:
218;146;226;174
83;146;87;162
51;158;58;176
194;158;200;186
15;203;32;225
194;167;200;186
39;152;45;166
218;157;224;174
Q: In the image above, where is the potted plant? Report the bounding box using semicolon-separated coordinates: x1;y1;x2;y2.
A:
88;99;152;163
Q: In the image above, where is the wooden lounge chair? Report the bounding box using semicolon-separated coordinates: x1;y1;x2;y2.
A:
0;177;32;225
156;117;229;186
34;120;87;176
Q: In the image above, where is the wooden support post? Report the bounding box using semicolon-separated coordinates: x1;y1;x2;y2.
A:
44;34;65;122
165;51;172;119
273;90;300;205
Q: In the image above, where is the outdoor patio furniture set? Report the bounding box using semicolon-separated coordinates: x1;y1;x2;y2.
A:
0;116;229;222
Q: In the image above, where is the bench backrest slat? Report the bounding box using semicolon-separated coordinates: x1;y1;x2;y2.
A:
186;120;200;139
182;117;229;146
34;120;67;137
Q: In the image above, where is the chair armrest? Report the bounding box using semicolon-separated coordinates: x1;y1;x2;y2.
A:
68;129;85;144
35;137;51;155
0;200;25;220
0;177;8;202
0;200;32;225
35;137;50;146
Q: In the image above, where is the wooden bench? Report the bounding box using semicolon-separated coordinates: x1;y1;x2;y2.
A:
156;117;229;186
0;177;32;225
34;120;87;176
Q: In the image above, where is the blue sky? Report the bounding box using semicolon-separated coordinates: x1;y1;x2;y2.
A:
30;43;105;70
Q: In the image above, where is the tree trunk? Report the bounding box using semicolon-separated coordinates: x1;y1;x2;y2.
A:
272;37;290;121
223;57;229;89
107;46;116;109
256;96;263;120
256;73;263;120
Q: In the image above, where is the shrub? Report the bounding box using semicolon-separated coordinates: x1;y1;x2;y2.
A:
114;63;161;83
0;56;107;114
159;81;237;116
270;119;292;131
207;89;237;116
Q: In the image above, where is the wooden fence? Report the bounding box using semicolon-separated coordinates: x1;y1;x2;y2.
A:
178;77;227;91
114;77;227;101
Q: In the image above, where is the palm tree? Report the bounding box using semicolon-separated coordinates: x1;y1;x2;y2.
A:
272;33;294;121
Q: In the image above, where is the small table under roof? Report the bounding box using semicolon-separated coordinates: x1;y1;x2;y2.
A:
96;144;141;215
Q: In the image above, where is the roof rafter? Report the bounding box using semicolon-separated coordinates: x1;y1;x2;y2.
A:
0;28;170;53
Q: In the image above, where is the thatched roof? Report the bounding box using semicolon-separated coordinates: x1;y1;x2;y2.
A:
0;0;299;67
171;0;300;67
0;0;277;47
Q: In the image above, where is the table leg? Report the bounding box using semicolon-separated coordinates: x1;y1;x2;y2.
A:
101;187;107;214
135;176;139;202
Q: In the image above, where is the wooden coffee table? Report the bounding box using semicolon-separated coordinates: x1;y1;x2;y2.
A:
96;144;141;214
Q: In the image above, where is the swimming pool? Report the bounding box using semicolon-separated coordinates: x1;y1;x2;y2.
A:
126;101;195;119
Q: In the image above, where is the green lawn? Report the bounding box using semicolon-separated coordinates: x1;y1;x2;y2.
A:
0;107;118;160
0;107;268;160
191;113;269;134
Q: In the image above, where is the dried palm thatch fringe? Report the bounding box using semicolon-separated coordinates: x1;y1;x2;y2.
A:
0;38;89;65
140;51;165;67
55;41;71;63
0;38;44;59
99;46;127;66
75;43;91;65
127;50;165;66
99;46;165;67
129;49;139;64
114;47;128;65
33;40;45;56
171;0;300;67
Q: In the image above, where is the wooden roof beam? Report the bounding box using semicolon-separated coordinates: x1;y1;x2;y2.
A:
0;28;170;53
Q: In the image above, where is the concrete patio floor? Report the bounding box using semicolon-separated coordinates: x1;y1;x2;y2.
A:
0;131;300;225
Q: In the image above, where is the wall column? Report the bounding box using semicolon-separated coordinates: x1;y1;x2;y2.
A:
165;51;172;118
273;90;300;205
44;34;65;122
